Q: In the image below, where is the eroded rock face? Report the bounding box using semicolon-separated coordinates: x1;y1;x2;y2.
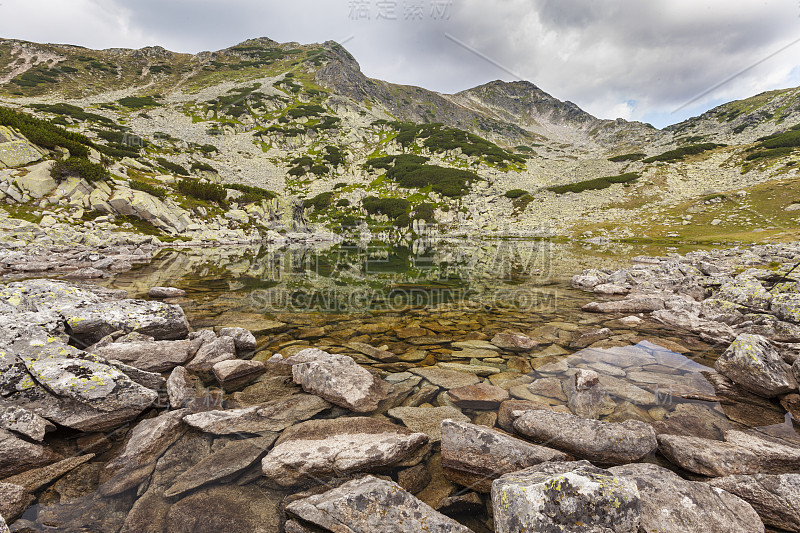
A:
513;410;658;464
714;334;797;398
0;428;59;477
491;461;641;533
441;419;567;492
261;417;428;487
288;349;392;412
609;463;764;533
286;476;473;533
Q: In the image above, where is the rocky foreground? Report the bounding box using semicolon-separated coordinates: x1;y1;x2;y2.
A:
0;243;799;531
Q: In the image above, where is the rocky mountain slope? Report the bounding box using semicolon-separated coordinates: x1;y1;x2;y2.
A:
0;36;798;244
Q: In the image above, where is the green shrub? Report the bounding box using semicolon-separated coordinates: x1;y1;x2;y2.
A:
412;202;436;222
745;147;794;161
322;146;345;167
28;103;116;125
642;143;723;163
129;179;166;198
310;164;329;176
759;130;800;150
362;196;410;224
0;106;95;158
224;183;277;203
608;152;645;162
504;189;528;199
51;157;108;183
197;143;218;154
175;179;226;203
336;198;351;207
548;173;639;194
156;157;189;176
287;104;325;119
365;154;480;198
288;166;307;177
118;96;160;109
191;161;217;173
305;192;334;211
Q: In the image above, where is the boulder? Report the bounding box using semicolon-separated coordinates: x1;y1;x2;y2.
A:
609;463;764;533
286;476;472;533
441;419;567;492
289;349;392;412
490;332;538;352
183;394;330;435
0;482;31;522
100;409;187;496
261;417;428;487
447;382;509;409
708;474;800;532
513;410;658;464
0;126;44;168
497;399;554;432
13;161;55;198
147;286;186;299
0;404;53;441
63;299;189;345
491;461;641;533
771;293;800;323
91;340;193;373
166;366;196;409
714;334;797;398
582;294;666;313
185;336;237;379
218;327;257;353
1;453;94;493
212;359;265;389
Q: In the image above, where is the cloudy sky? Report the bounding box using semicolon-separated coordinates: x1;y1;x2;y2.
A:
1;0;799;128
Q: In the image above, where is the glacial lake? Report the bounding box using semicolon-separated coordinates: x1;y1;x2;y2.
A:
21;238;798;532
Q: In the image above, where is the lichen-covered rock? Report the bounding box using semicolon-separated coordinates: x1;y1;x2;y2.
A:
0;404;53;441
64;299;189;345
714;334;797;398
286;476;472;533
261;417;428;487
441;419;567;492
610;463;764;533
771;293;800;324
716;275;773;311
288;348;393;412
513;410;657;464
491;461;641;533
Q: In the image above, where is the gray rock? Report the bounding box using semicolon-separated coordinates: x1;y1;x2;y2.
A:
441;419;567;492
164;434;278;497
100;409;187;496
0;482;32;522
570;328;612;349
513;410;658;464
0;404;53;441
0;428;59;477
572;269;610;290
185;336;237;379
716;275;773;311
714;334;797;398
64;299;189;345
92;339;192;373
491;461;641;533
218;327;257;353
563;377;616;420
286;476;472;532
447;382;509;409
166;366;195;409
212;359;265;388
771;293;800;323
583;294;666;313
261;417;428;487
183;394;330;435
147;286;186;298
656;430;800;477
490;331;538;352
609;462;764;533
289;349;392;412
387;406;469;443
708;473;800;532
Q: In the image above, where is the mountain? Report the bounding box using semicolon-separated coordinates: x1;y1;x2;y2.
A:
0;36;798;244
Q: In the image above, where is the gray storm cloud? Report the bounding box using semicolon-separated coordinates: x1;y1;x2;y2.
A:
0;0;797;127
